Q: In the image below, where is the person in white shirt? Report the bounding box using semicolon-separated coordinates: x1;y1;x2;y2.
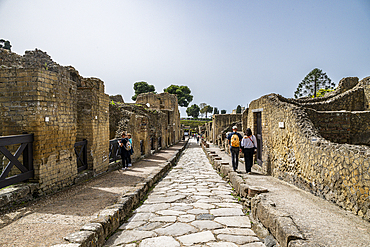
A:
241;128;257;174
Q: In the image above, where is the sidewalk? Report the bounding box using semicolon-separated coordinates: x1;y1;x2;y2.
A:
205;143;370;246
0;141;187;247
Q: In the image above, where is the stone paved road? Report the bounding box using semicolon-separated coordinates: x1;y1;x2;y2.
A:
0;142;186;247
104;139;265;247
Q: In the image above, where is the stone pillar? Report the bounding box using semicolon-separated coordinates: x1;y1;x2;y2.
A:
77;78;109;174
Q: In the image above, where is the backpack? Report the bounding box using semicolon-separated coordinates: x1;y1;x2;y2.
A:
125;141;132;151
230;133;240;147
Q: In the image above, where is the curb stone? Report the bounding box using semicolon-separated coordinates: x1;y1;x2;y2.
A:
51;140;188;247
201;141;290;246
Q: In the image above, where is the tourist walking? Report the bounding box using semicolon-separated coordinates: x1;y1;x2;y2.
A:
127;133;133;167
241;128;257;174
227;125;243;172
118;132;130;170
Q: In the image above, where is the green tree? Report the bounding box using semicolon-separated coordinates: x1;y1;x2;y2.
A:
132;81;156;101
312;88;334;98
0;39;12;51
221;109;226;114
205;105;213;118
186;104;200;118
199;103;207;118
294;68;335;98
200;104;213;118
236;105;242;113
163;85;193;107
213;107;219;114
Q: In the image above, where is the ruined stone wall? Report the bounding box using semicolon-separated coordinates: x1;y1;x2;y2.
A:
361;77;370;110
0;48;110;194
109;103;168;160
77;78;109;174
282;77;365;112
246;91;370;220
0;67;78;193
306;109;370;145
136;92;181;144
212;114;242;144
204;121;212;143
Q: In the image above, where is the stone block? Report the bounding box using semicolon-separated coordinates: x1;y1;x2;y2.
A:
90;215;112;239
288;240;316;247
275;216;303;247
50;244;82;247
220;165;231;177
80;223;104;247
248;186;269;197
239;183;249;197
64;230;98;247
229;172;244;193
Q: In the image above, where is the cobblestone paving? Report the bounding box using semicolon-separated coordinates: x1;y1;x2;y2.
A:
104;139;265;247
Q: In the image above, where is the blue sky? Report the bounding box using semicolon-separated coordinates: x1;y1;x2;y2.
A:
1;0;369;116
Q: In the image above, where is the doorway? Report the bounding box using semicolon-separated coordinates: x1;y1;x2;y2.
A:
254;111;262;166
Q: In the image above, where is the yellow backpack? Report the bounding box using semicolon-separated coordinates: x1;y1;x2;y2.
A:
230;133;240;147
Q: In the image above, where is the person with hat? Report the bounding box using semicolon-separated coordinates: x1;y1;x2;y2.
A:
227;125;243;172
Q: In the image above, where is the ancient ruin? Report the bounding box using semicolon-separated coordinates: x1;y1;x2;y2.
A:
109;91;181;162
208;76;370;220
0;48;181;198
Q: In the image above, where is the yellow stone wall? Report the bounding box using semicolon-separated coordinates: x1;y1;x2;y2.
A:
0;66;110;194
0;68;78;193
77;77;109;175
245;77;370;220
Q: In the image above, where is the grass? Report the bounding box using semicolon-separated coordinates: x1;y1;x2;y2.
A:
181;119;211;129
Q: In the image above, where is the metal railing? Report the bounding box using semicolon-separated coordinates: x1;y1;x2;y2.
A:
0;134;34;189
109;139;121;163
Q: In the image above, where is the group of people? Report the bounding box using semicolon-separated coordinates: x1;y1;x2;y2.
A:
118;131;134;170
227;125;257;174
189;133;201;144
117;127;255;173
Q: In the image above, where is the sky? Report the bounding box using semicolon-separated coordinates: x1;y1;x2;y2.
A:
1;0;370;117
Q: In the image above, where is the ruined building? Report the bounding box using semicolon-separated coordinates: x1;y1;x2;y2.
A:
0;48;109;194
109;92;181;161
0;48;181;198
210;76;370;220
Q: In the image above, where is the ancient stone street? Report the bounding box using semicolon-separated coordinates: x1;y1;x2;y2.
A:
104;139;265;247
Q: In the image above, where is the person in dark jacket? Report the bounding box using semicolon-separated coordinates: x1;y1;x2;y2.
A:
118;132;130;170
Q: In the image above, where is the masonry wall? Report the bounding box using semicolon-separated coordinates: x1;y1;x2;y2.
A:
212;114;242;144
306;109;370;145
246;90;370;220
136;92;181;144
0;68;78;193
285;77;365;112
77;77;109;174
109;103;168;161
0;48;110;194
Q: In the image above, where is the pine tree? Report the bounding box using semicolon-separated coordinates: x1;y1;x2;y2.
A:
294;68;335;98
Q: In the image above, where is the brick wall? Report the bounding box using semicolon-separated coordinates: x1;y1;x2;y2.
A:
0;49;110;194
0;68;78;193
77;77;109;174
